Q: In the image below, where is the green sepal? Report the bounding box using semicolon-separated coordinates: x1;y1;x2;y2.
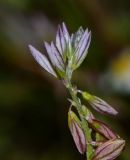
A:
82;91;94;101
68;108;81;128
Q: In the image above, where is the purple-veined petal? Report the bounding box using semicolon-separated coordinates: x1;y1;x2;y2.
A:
68;110;86;154
89;119;118;140
70;121;86;154
82;92;118;116
59;26;67;54
62;22;70;43
44;42;64;71
51;42;65;70
29;45;57;77
76;31;91;67
89;96;118;115
92;139;125;160
75;29;89;57
56;25;66;57
71;27;84;49
75;30;91;68
44;41;55;64
56;25;63;55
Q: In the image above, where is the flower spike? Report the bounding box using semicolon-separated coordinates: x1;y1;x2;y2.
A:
28;22;125;159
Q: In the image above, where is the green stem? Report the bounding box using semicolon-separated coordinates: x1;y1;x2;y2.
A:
65;80;93;160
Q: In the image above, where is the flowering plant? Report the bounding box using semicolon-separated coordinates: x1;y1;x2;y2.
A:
29;22;125;160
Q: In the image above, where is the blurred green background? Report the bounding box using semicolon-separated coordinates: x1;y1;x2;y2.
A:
0;0;130;159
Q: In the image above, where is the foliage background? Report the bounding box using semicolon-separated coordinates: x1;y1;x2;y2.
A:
0;0;130;159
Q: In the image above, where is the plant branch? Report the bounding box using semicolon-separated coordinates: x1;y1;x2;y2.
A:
65;79;93;160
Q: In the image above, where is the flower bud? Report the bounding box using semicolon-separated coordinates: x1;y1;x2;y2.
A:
92;139;125;160
68;110;86;154
82;92;118;115
89;119;118;140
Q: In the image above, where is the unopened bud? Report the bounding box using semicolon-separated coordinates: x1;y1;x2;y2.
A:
82;92;118;115
68;109;86;154
92;139;125;160
89;119;118;140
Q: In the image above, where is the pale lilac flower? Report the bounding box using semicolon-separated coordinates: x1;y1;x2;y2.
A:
29;22;91;79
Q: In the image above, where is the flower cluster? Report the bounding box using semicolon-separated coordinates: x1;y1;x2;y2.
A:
29;22;91;80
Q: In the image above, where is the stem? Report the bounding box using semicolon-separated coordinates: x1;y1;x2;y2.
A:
65;80;93;160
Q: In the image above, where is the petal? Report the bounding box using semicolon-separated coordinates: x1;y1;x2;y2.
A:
68;110;86;154
90;96;118;115
75;29;89;58
71;26;84;49
29;45;57;77
76;31;91;67
44;41;63;71
82;92;118;116
71;122;86;154
89;119;118;140
62;22;70;43
56;25;62;55
51;42;65;70
56;25;66;56
92;139;125;160
44;42;55;63
60;26;66;53
75;30;91;68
